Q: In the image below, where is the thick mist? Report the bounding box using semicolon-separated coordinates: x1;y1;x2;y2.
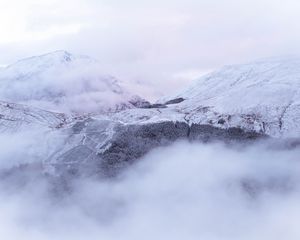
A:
0;58;139;113
1;139;300;240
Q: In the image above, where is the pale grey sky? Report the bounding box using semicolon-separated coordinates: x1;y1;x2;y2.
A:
1;0;300;97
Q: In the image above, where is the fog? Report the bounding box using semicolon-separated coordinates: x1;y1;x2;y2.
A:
2;0;300;97
1;138;300;240
1;1;300;238
0;128;65;169
0;58;139;113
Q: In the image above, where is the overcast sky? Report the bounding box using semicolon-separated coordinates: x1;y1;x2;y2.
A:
1;0;300;96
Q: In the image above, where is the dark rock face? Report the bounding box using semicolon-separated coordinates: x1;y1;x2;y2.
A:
2;119;265;181
189;124;263;143
137;97;186;109
164;97;185;105
99;121;190;176
140;103;167;109
97;122;263;177
51;120;265;178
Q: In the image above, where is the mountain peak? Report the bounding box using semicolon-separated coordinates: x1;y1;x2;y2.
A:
4;51;98;72
0;51;147;114
40;50;73;62
7;50;77;68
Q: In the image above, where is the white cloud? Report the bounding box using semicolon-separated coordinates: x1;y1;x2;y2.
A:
1;140;300;239
0;0;86;44
1;0;300;97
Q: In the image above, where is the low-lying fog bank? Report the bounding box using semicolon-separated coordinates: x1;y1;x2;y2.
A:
0;140;300;240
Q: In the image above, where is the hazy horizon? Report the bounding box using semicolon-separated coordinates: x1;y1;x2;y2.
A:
2;0;300;97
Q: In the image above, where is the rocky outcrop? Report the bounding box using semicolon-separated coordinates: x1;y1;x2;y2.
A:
164;97;185;105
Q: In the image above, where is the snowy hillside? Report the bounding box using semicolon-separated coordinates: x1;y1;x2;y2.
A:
158;57;300;138
1;55;300;176
0;51;147;113
0;101;68;133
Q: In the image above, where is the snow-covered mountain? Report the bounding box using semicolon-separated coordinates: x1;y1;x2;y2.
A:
158;57;300;138
1;55;300;179
0;50;147;113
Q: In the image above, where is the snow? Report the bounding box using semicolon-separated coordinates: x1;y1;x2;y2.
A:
157;57;300;138
0;50;146;114
1;54;300;174
1;54;300;139
0;101;68;133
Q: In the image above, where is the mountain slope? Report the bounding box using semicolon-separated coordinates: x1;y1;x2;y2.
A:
1;56;300;179
0;50;147;113
159;57;300;137
0;101;68;133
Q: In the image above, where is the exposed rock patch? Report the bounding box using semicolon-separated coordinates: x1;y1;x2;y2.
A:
164;97;185;105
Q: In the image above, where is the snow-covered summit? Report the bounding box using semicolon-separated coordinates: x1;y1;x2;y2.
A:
2;51;96;79
0;51;147;113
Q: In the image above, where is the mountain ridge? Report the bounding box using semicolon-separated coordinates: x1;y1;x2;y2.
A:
159;57;300;138
1;53;300;179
